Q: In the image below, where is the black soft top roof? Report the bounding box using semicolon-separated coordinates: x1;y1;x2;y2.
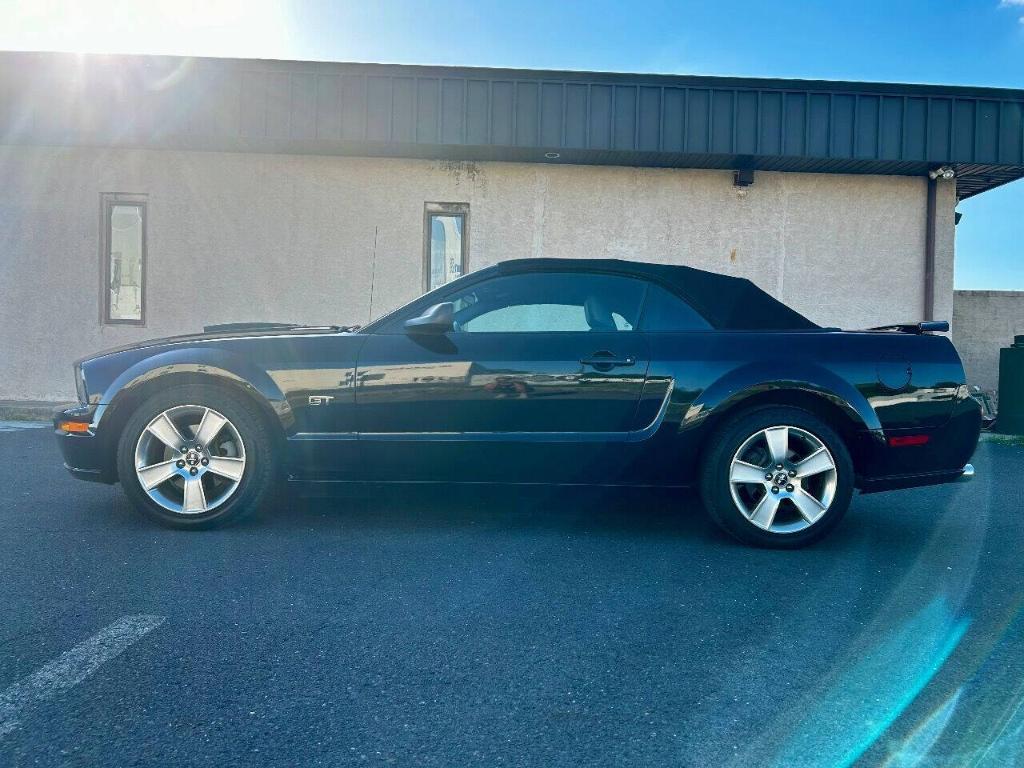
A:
492;258;818;331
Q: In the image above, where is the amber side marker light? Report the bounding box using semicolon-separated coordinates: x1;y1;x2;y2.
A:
889;434;930;447
58;421;90;433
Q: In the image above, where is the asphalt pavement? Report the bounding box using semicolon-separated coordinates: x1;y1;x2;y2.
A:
1;424;1022;767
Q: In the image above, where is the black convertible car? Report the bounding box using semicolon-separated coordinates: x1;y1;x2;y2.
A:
55;258;980;547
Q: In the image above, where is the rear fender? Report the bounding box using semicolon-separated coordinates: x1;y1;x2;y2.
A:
682;361;882;435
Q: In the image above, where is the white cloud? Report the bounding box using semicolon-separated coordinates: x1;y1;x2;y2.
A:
999;0;1024;25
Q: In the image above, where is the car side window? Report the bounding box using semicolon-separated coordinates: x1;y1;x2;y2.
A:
449;272;646;333
639;283;713;331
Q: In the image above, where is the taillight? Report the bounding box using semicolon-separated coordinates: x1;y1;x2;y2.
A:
888;434;930;447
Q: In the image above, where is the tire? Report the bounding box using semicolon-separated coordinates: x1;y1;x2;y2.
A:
699;406;854;548
116;383;278;529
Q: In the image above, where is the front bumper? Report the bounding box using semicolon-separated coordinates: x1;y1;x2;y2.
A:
54;404;115;484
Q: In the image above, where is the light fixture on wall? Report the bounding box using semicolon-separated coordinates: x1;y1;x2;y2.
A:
928;166;955;180
544;152;561;159
733;169;755;187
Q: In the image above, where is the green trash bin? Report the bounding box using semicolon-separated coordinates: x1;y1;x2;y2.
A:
997;335;1024;435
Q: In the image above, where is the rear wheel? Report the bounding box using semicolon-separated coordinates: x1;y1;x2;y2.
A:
699;406;853;548
116;384;277;529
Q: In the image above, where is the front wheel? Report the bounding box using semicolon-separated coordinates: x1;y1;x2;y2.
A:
116;384;278;529
699;406;854;548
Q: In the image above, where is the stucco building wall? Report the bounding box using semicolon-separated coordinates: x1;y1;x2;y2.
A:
953;290;1024;398
0;146;949;401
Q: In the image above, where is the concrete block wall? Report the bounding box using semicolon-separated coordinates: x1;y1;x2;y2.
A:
953;290;1024;399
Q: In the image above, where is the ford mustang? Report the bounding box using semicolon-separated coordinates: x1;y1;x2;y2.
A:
55;258;980;547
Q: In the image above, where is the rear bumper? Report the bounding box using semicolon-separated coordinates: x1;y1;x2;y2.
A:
855;394;982;493
859;463;975;494
54;404;116;484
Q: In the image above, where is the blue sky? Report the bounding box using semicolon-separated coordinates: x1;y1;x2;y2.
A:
1;0;1021;288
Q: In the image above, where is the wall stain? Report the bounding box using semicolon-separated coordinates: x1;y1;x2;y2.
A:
440;160;484;188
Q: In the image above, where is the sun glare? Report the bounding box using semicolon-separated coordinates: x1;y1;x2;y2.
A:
0;0;295;59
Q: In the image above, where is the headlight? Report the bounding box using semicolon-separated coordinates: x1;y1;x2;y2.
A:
75;364;88;404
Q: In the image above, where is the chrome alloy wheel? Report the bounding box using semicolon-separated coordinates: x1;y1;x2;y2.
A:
134;405;246;515
728;425;838;534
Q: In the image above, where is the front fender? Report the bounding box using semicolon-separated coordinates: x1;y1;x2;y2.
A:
95;347;293;428
682;360;882;434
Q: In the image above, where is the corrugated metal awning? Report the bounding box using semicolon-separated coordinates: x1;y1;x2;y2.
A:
1;51;1021;198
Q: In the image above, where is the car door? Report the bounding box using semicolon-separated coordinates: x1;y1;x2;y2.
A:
355;270;652;483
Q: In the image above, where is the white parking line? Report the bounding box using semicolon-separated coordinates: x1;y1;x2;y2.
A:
0;614;166;738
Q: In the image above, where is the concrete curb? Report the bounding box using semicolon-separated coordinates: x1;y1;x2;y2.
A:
0;401;73;422
980;431;1024;446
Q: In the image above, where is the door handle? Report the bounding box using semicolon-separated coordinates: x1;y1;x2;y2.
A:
581;352;635;369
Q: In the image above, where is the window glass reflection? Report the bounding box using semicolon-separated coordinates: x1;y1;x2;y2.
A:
449;272;645;333
108;204;143;321
429;214;463;290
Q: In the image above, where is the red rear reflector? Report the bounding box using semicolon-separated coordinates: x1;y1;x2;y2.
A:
58;421;90;433
889;434;930;447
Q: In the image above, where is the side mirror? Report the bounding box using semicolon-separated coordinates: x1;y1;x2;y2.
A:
404;302;454;334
